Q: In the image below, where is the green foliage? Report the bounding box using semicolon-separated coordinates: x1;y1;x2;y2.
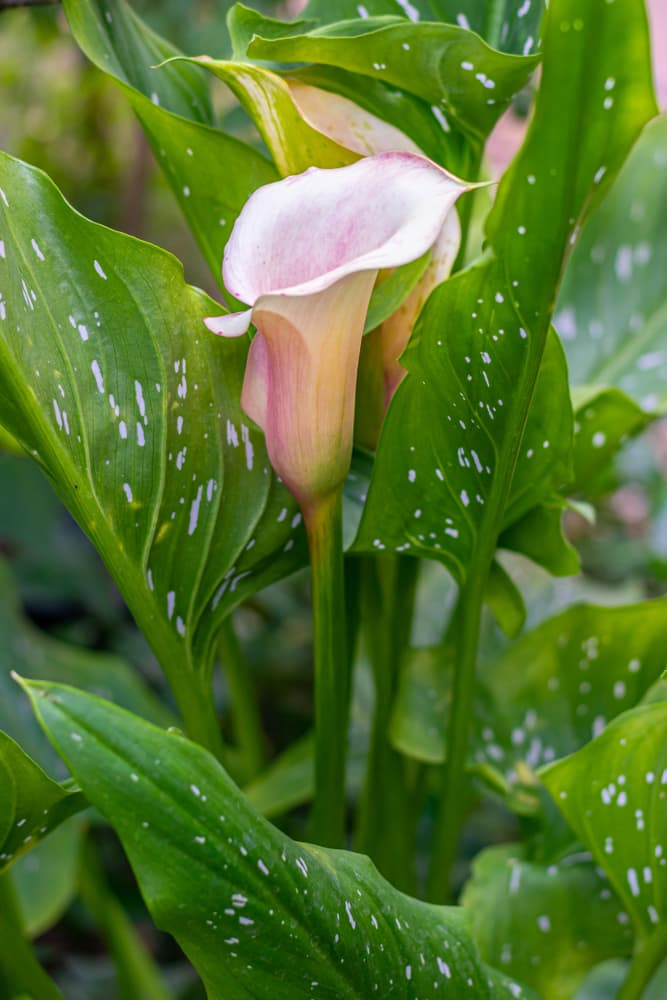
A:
463;844;633;999
0;153;305;723
0;0;664;994
22;679;535;999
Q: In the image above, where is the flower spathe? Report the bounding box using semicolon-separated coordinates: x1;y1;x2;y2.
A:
205;152;468;511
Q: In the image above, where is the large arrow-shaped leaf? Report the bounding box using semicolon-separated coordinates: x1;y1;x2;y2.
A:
0;153;305;739
355;0;657;579
21;679;537;999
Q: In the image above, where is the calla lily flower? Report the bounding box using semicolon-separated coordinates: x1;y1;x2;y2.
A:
205;152;468;511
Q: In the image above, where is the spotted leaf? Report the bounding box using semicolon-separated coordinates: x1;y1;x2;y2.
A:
0;732;85;874
62;0;278;287
231;4;539;143
0;153;305;728
556;114;667;416
463;844;633;1000
21;679;536;1000
541;701;667;942
355;0;656;578
391;599;667;815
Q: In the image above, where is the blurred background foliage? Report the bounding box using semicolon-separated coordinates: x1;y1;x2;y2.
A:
1;1;666;996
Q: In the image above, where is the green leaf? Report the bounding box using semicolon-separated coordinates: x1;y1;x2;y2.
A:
0;153;305;724
0;873;63;1000
19;680;538;1000
427;1;545;53
179;58;358;175
556;114;667;415
11;817;83;939
541;702;667;941
391;598;667;797
498;499;580;577
300;0;544;55
62;0;278;285
355;0;656;580
483;559;526;638
0;559;174;779
364;253;432;334
233;4;539;142
463;844;633;1000
570;387;653;496
0;732;85;873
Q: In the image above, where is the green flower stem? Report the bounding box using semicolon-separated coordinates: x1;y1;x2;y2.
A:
426;566;488;903
170;670;227;765
304;487;348;848
0;871;63;1000
218;616;266;783
617;930;667;1000
78;836;173;1000
355;554;420;894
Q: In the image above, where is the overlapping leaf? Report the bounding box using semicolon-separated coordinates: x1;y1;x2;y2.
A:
355;0;657;579
232;4;539;142
0;733;84;873
62;0;278;285
0;154;305;711
463;844;633;1000
391;599;667;810
22;680;536;999
542;702;667;943
302;0;545;54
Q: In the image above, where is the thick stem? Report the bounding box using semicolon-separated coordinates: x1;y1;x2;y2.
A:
304;488;348;848
218;616;266;782
170;670;226;765
426;566;488;902
616;931;667;1000
0;872;62;999
355;555;420;893
78;837;173;1000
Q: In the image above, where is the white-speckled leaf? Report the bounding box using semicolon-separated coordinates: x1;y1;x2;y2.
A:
463;844;633;1000
231;4;539;143
556;114;667;415
62;0;278;286
354;0;656;578
22;679;537;1000
0;732;85;874
0;153;305;712
391;599;667;809
300;0;544;55
541;702;667;941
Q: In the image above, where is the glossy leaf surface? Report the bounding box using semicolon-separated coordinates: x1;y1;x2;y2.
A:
22;680;536;999
355;0;656;579
542;702;667;940
0;733;84;873
0;154;305;702
233;5;539;142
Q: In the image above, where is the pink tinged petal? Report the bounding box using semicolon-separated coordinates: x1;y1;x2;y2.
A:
204;309;253;337
246;271;376;508
286;80;422;158
381;209;462;405
222;152;469;304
